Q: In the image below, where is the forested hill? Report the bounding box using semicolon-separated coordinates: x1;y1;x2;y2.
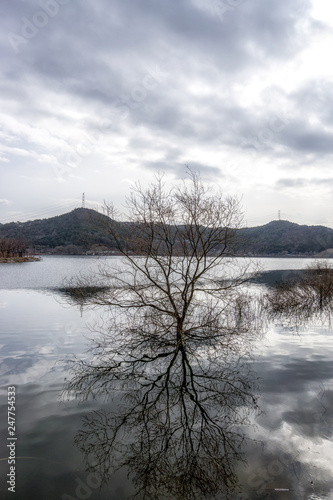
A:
0;208;117;252
239;220;333;255
0;208;333;255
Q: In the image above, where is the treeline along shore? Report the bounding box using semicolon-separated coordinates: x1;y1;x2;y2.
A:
0;236;40;263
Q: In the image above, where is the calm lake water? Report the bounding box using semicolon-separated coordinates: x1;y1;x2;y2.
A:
0;256;333;499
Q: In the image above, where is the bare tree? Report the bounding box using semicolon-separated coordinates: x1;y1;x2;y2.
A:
64;170;264;498
67;170;260;344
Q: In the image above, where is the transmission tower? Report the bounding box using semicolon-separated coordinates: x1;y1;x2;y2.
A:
82;193;85;209
278;210;281;221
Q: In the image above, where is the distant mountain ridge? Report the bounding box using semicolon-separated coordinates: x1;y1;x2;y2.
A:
239;220;333;255
0;208;332;255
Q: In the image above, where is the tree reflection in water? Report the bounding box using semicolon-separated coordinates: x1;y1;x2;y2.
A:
64;291;264;500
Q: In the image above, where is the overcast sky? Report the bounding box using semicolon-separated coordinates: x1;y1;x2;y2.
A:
1;0;333;227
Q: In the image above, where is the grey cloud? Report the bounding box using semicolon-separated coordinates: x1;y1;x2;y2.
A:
1;0;317;92
276;177;333;189
257;82;333;157
280;125;333;154
276;178;307;188
291;80;333;127
144;160;223;179
0;0;321;153
1;0;333;223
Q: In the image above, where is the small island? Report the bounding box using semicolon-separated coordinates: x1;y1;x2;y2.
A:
0;237;40;263
0;256;40;263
